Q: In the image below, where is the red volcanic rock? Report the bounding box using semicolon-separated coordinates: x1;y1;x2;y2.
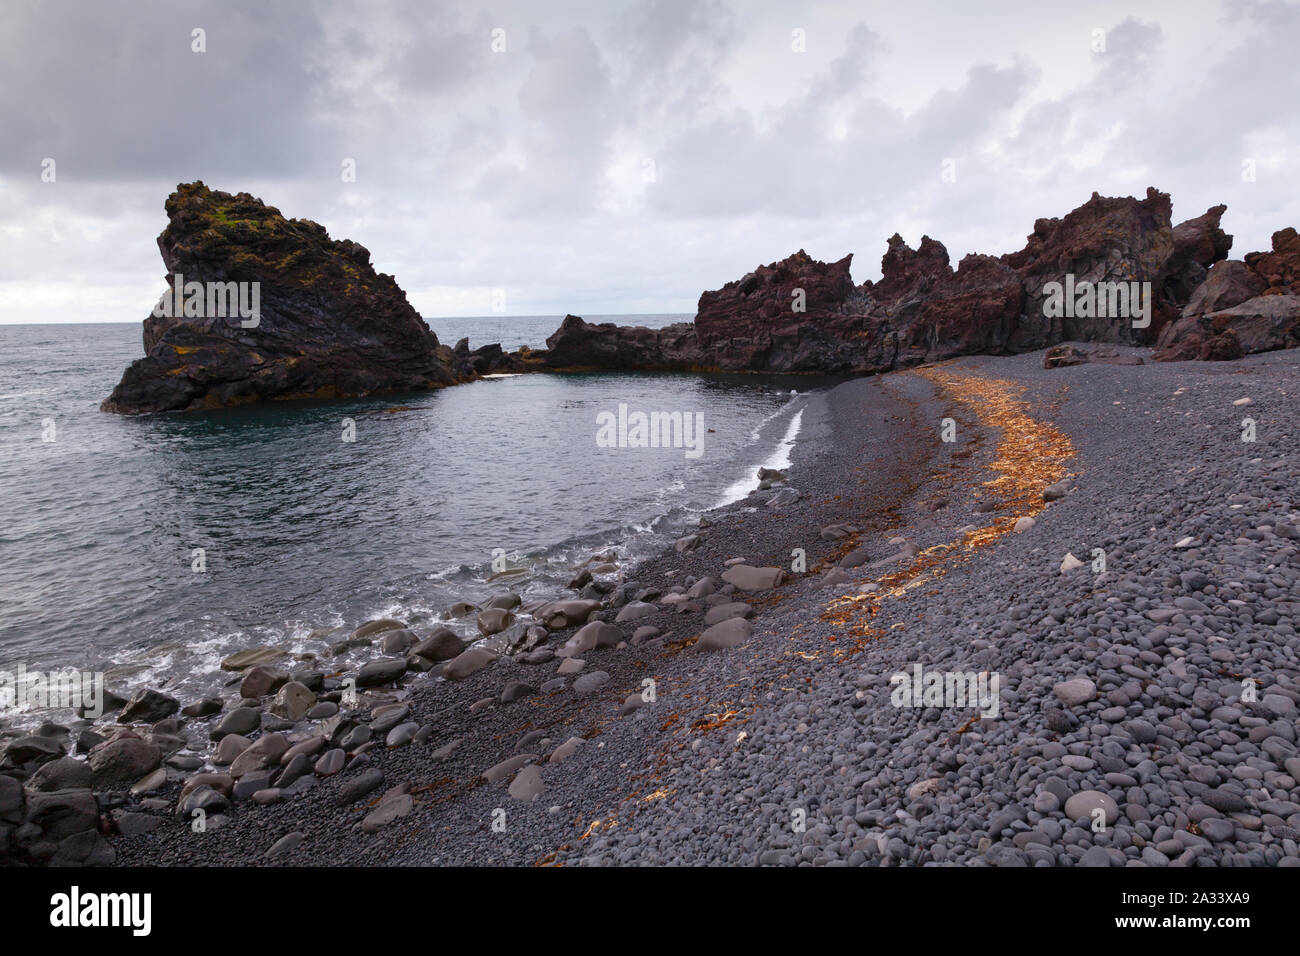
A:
103;182;463;414
692;250;872;372
683;188;1226;376
1245;227;1300;295
688;241;1022;374
1172;204;1232;268
887;252;1023;365
1155;227;1300;362
1002;187;1179;346
870;234;953;303
1164;204;1232;305
544;188;1278;375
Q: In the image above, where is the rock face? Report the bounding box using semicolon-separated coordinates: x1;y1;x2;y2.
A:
1155;227;1300;361
102;182;465;414
1006;188;1189;346
542;315;705;371
693;249;869;371
866;242;1024;367
535;187;1258;374
451;338;529;375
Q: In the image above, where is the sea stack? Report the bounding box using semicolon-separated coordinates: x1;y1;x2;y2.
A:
102;182;461;414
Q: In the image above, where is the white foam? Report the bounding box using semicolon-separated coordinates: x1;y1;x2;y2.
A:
715;406;804;508
748;402;791;442
763;408;804;473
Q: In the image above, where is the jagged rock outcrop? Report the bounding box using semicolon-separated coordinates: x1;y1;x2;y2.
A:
108;183;1297;402
1004;187;1196;347
102;182;465;414
539;187;1253;376
450;338;531;375
1164;203;1232;305
690;250;870;371
542;315;705;371
682;242;1021;373
868;244;1024;367
1155;227;1300;361
1245;226;1300;295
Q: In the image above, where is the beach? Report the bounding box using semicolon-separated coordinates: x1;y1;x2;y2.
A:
84;344;1300;867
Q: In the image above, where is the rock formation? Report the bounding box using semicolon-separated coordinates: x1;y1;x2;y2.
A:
1007;188;1190;345
102;182;465;414
691;250;868;371
539;187;1253;375
1154;227;1300;361
450;338;530;375
542;315;705;371
106;183;1300;409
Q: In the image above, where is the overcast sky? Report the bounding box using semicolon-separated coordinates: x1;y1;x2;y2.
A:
1;0;1296;325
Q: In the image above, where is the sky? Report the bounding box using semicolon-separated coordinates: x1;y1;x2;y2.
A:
0;0;1297;324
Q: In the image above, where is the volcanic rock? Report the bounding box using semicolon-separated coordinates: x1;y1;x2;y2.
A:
1155;226;1300;361
542;315;704;371
541;188;1243;376
1245;226;1300;295
102;182;465;414
1005;188;1182;345
693;249;873;371
1181;259;1267;318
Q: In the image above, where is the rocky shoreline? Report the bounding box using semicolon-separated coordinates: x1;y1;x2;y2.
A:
8;342;1298;866
100;182;1300;416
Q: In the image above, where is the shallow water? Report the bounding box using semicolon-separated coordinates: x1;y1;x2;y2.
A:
0;317;834;709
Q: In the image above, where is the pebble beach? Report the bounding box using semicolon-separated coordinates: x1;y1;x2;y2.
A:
42;344;1288;867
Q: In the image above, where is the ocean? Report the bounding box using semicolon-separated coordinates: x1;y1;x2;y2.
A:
0;315;828;714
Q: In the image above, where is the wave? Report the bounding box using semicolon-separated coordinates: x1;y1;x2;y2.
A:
715;402;805;508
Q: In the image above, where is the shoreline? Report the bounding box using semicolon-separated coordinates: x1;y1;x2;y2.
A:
0;370;819;734
100;362;943;866
6;343;1299;867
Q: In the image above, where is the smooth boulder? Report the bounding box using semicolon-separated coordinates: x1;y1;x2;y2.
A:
697;617;753;651
442;646;499;681
721;565;785;591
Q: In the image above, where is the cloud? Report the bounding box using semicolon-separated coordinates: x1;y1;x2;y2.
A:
645;25;1036;222
0;0;1296;325
0;0;335;182
476;25;617;217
